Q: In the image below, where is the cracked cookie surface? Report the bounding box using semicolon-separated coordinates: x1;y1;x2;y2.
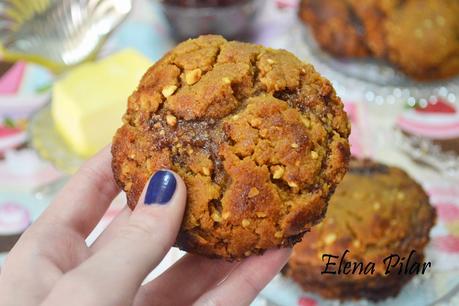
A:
112;35;350;260
284;159;436;301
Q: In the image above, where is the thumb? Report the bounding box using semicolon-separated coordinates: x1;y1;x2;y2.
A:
43;170;187;306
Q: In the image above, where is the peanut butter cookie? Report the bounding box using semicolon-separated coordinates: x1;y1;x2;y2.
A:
299;0;459;81
284;159;436;301
299;0;371;58
112;35;350;260
385;0;459;80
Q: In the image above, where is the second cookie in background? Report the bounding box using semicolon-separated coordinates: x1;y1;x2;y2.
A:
284;159;436;301
299;0;459;81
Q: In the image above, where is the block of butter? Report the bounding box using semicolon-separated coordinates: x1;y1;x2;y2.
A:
52;49;151;157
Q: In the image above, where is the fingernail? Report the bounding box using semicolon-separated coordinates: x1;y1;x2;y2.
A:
144;170;177;205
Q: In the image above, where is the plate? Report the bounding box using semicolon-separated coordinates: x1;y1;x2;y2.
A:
28;104;85;174
393;127;459;178
260;270;459;306
289;24;459;106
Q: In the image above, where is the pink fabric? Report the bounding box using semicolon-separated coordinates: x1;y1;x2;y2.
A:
298;297;317;306
436;204;459;222
434;235;459;253
0;62;26;94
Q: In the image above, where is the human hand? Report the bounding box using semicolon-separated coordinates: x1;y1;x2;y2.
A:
0;147;290;306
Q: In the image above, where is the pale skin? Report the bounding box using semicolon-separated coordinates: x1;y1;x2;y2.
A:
0;147;290;306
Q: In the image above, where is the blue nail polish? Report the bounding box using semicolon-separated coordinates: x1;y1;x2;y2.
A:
144;170;177;205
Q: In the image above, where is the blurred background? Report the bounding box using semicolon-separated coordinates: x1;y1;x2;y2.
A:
0;0;458;305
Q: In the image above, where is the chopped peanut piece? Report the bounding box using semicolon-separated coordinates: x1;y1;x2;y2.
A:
311;151;318;159
288;181;298;188
185;68;202;85
242;219;251;228
202;167;210;176
256;211;267;218
211;212;222;222
248;187;259;198
166;114;177;126
272;166;284;179
291;143;299;149
324;233;337;245
161;85;177;97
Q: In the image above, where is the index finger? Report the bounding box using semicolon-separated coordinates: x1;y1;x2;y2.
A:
194;248;291;306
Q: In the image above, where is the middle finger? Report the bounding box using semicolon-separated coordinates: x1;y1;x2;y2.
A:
134;254;238;306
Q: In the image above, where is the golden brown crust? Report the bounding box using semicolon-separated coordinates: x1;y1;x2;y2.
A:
299;0;371;58
112;35;350;260
385;0;459;80
299;0;459;81
284;159;436;301
347;0;403;58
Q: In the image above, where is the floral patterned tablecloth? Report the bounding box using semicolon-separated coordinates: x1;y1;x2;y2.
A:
0;1;458;305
